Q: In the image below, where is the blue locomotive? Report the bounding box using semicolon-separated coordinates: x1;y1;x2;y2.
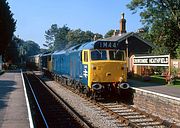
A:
29;40;130;98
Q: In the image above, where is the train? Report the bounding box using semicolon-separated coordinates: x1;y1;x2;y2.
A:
27;40;130;98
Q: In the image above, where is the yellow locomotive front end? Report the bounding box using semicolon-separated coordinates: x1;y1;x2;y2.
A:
90;61;127;84
86;49;129;95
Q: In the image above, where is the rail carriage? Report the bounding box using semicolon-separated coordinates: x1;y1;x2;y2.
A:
27;54;41;70
52;40;129;98
41;52;52;76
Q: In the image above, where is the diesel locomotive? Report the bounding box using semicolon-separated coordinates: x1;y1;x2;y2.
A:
28;40;130;98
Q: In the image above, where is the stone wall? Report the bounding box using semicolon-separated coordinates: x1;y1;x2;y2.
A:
133;88;180;126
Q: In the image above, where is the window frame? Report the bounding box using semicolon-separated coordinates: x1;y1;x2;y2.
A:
82;50;89;64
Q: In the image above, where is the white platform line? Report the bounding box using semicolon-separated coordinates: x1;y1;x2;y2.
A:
132;87;180;101
21;70;34;128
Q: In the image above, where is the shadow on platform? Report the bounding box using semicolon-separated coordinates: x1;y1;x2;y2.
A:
128;79;164;87
0;80;16;109
5;70;21;73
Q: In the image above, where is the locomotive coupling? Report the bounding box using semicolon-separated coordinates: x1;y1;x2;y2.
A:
92;83;103;91
118;83;130;89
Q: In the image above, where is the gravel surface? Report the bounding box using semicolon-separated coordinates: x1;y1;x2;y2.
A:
44;80;128;128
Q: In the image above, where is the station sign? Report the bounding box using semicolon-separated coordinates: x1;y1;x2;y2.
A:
94;41;118;49
133;55;170;66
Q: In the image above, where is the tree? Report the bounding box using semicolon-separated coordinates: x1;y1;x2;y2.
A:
66;29;94;47
45;24;103;51
4;36;20;64
23;40;40;56
127;0;180;58
54;25;70;51
176;45;180;59
104;30;114;38
45;24;70;51
44;24;59;51
0;0;16;54
66;29;103;48
94;33;103;40
4;37;40;64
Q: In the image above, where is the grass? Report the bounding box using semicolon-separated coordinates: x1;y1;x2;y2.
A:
131;74;180;87
149;75;166;85
151;75;180;87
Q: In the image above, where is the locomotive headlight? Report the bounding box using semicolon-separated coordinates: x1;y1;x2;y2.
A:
119;77;123;82
118;83;130;89
91;64;96;70
92;83;102;91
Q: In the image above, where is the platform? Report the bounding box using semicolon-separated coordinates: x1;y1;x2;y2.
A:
0;70;31;127
128;79;180;98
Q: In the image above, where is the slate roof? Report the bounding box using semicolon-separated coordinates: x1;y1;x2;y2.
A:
102;32;154;48
101;32;154;54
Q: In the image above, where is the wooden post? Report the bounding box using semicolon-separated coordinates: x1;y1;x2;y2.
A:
126;38;128;72
169;54;171;75
168;54;171;85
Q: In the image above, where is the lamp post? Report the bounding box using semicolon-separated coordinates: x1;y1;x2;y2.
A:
126;38;129;72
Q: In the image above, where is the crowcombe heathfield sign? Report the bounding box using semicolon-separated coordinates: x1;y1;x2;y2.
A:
133;55;170;66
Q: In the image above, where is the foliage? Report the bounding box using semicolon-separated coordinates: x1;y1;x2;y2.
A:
45;24;103;51
4;36;40;64
104;29;114;38
176;45;180;59
127;0;180;58
40;48;49;54
22;40;40;56
171;67;180;78
54;25;70;51
4;38;20;64
67;29;92;48
94;33;103;40
0;0;16;54
44;24;70;51
44;24;60;51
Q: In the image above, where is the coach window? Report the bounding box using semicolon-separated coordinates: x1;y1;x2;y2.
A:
84;51;88;62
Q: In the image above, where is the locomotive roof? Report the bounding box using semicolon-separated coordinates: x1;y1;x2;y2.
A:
52;40;119;55
53;41;95;55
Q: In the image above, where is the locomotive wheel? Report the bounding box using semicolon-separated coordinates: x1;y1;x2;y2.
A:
60;77;63;84
79;83;84;93
91;92;96;100
85;87;91;97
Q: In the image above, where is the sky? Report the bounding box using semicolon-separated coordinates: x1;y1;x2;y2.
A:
8;0;142;48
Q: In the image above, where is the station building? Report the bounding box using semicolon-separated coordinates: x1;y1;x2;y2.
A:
102;13;154;76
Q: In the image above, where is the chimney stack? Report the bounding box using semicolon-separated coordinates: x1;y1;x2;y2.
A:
113;30;116;36
93;34;97;41
119;13;126;34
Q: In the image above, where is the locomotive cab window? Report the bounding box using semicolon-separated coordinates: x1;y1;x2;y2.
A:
90;49;125;61
109;50;124;61
91;50;107;60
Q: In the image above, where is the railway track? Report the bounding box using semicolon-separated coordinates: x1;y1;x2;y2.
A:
97;102;176;128
52;76;178;128
23;72;92;128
